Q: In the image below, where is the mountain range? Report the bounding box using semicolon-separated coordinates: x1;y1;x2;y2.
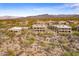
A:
0;16;20;19
0;14;79;20
27;14;79;18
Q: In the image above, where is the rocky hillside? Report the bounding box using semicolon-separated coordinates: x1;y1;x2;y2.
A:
0;29;79;56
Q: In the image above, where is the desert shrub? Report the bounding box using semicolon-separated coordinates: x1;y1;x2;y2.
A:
40;41;46;47
59;39;69;44
63;52;72;56
40;41;50;48
23;37;35;46
49;42;57;48
28;37;35;44
58;39;71;51
73;31;79;36
64;52;79;56
69;24;77;31
63;45;70;51
7;49;16;56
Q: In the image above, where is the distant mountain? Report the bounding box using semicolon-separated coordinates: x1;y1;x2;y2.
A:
27;14;79;18
0;16;21;20
0;14;79;20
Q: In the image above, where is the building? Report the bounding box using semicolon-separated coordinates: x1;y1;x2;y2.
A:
32;23;47;34
8;27;28;31
8;27;29;35
50;25;72;36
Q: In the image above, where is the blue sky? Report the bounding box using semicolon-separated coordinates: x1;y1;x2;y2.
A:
0;3;79;17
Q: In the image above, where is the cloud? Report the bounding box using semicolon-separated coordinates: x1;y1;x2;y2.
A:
65;3;79;7
63;3;79;14
64;3;79;9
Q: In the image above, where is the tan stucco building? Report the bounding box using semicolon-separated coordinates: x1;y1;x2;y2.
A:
50;25;72;36
32;23;47;33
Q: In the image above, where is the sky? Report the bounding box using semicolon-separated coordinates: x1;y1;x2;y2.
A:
0;3;79;17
